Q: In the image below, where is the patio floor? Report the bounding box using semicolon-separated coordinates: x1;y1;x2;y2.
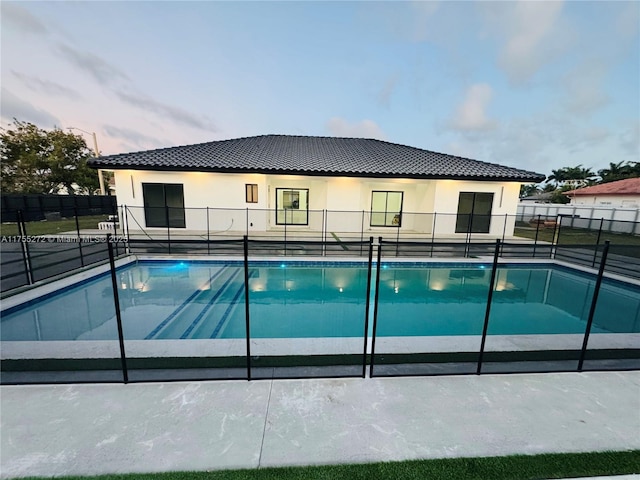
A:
1;371;639;478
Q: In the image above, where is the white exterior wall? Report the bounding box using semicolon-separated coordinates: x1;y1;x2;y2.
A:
113;170;521;236
431;180;520;236
570;194;640;208
517;203;640;234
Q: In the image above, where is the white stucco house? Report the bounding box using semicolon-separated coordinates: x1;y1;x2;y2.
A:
565;178;640;208
89;135;544;238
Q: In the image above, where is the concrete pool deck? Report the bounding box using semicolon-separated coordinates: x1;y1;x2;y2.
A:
1;371;639;478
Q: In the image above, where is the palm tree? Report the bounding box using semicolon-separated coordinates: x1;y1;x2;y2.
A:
598;161;640;183
520;184;541;198
547;165;595;187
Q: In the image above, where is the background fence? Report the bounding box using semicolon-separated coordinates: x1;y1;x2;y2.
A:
517;203;640;235
1;194;116;222
2;204;640;293
1;236;639;385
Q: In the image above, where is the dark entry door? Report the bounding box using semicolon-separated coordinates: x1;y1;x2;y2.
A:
455;192;494;233
142;183;186;228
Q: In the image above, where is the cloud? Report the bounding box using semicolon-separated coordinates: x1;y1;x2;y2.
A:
407;1;440;41
326;117;386;140
562;60;610;115
56;44;129;87
378;74;399;108
115;90;217;132
12;71;82;100
448;83;496;131
1;3;48;35
0;88;60;127
616;1;640;39
619;120;640;156
103;125;166;150
54;43;216;133
479;1;566;84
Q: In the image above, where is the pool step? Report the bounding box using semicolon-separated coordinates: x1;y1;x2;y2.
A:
192;269;256;339
146;267;240;340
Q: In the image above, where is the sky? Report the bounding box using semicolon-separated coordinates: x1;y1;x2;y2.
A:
1;1;639;179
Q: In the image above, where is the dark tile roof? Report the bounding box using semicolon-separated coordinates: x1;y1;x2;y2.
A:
89;134;545;182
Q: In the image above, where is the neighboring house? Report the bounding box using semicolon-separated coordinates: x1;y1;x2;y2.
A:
565;178;640;208
89;135;544;237
519;192;554;204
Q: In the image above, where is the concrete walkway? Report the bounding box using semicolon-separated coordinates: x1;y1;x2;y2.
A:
1;372;639;478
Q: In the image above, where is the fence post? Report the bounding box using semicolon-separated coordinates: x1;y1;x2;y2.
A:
165;206;171;254
107;234;129;383
465;204;475;258
369;237;383;378
207;207;211;255
592;218;604;267
578;241;610;371
477;239;501;375
362;237;374;378
395;222;400;257
533;214;541;258
243;235;252;380
111;204;119;256
502;214;507;244
18;209;35;284
17;210;33;285
552;216;561;258
284;212;287;257
322;209;326;256
430;213;436;257
124;206;131;254
74;207;85;267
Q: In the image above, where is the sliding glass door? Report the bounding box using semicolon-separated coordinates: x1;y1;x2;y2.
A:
455;192;493;233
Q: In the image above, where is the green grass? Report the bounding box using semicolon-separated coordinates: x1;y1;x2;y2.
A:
514;225;640;247
0;215;111;236
15;451;640;480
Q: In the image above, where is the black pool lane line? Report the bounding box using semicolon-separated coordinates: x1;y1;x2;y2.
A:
209;269;256;339
179;269;241;339
144;267;229;340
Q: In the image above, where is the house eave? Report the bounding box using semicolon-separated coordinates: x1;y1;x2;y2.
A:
89;163;544;183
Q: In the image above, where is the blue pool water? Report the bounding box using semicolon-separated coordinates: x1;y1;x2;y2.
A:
1;261;639;342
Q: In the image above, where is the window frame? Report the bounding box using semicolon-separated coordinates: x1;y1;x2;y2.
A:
142;182;186;228
275;187;309;225
246;184;258;203
370;190;404;228
454;191;494;234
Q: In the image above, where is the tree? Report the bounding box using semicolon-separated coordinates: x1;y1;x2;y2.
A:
547;164;596;187
549;189;570;204
1;120;101;195
598;161;640;183
520;183;541;198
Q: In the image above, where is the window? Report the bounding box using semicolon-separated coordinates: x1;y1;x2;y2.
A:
142;183;186;228
370;191;403;227
455;192;494;233
276;188;309;225
246;184;258;203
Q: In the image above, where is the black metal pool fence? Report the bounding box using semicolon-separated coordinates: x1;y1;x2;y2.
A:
0;235;638;385
1;206;639;292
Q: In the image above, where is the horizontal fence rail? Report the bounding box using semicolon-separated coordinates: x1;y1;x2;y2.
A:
1;234;639;385
2;205;640;294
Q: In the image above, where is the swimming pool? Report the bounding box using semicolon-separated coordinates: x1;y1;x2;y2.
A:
2;260;639;345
